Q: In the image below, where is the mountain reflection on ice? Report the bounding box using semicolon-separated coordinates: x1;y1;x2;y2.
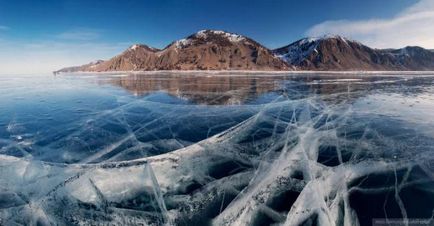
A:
0;73;433;226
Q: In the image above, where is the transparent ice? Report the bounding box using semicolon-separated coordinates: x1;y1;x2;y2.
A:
0;73;433;225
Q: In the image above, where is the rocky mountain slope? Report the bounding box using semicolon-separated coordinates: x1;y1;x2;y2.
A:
273;35;434;71
56;30;289;73
56;32;434;73
56;60;105;73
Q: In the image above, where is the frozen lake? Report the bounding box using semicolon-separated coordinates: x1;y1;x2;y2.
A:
0;73;433;225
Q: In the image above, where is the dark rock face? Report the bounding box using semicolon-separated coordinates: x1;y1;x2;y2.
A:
273;36;434;71
55;30;289;73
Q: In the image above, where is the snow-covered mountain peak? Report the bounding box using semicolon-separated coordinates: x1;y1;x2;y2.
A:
273;38;320;65
127;44;159;52
195;29;246;42
174;38;193;49
129;44;140;50
296;35;352;45
272;35;362;65
174;30;248;49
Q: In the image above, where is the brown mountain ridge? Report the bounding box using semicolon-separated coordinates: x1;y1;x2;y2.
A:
273;35;434;71
57;30;289;73
55;30;434;73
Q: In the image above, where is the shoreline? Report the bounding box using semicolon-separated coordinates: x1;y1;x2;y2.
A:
54;70;434;76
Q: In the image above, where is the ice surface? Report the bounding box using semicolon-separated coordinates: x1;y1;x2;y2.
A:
0;156;168;225
0;73;434;225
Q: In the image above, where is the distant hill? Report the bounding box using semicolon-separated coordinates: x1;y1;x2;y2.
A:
55;31;434;73
273;36;434;71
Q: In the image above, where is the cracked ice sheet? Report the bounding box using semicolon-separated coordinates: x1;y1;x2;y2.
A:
0;155;168;225
0;73;434;225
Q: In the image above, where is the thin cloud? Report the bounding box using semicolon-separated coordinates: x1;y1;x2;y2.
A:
56;28;102;41
0;27;132;74
306;0;434;49
0;39;131;75
0;25;9;30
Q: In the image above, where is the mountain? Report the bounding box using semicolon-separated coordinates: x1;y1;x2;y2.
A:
386;46;434;70
273;35;434;71
57;60;105;73
56;32;434;73
83;44;160;72
154;30;289;70
55;30;290;73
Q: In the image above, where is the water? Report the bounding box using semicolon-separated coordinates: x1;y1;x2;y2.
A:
0;72;433;225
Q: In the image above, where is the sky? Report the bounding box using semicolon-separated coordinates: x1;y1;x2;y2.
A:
0;0;431;74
